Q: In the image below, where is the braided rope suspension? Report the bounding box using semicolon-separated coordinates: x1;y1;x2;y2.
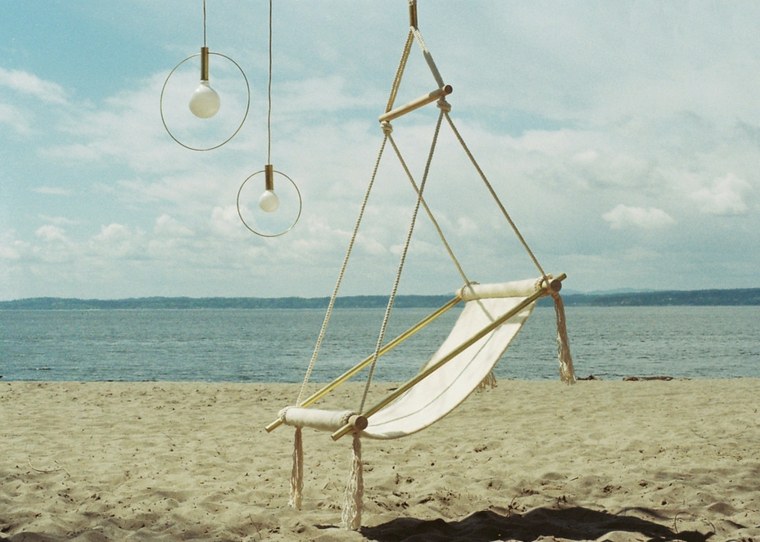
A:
386;30;415;113
296;0;551;410
296;9;423;405
442;111;549;282
295;134;390;406
385;102;475;294
358;109;445;413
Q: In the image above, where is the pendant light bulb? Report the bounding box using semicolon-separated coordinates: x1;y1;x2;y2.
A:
258;164;279;212
189;47;220;118
258;189;280;212
189;80;220;118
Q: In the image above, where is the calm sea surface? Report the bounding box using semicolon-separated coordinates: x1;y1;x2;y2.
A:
1;306;758;382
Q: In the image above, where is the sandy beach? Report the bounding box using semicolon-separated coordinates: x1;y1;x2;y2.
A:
1;379;758;541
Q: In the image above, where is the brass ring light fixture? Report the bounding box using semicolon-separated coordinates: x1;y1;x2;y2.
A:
160;0;251;151
235;0;303;237
236;165;303;238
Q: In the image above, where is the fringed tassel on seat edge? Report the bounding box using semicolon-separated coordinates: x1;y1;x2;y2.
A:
340;432;364;530
478;370;497;390
289;427;303;509
552;292;576;384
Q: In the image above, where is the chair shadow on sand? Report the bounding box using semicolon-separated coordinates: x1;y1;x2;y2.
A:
360;506;712;542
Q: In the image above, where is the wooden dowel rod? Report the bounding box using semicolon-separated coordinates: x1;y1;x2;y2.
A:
331;274;566;441
379;85;452;123
349;414;369;431
265;295;461;432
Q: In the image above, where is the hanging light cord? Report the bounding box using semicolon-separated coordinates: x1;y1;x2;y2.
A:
267;0;273;164
202;0;207;47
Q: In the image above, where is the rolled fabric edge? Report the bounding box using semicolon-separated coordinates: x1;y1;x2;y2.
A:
458;276;550;301
280;406;364;433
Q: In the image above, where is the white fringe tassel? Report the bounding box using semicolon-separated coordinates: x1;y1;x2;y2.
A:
289;427;303;509
552;292;576;384
340;433;364;530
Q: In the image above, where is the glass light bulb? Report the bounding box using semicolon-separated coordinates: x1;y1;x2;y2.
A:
188;80;220;118
258;189;280;212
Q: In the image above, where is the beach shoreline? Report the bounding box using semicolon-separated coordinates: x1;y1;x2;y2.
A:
2;379;758;541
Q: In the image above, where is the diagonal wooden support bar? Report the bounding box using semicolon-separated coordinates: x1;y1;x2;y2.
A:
379;85;452;123
331;274;566;441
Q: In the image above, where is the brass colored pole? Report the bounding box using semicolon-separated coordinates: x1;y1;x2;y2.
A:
409;0;418;29
200;46;210;81
265;164;274;191
264;295;461;432
379;85;452;123
331;275;566;441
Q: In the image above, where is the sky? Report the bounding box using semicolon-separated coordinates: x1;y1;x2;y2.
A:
1;1;759;300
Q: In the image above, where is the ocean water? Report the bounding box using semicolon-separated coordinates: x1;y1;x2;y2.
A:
1;306;758;382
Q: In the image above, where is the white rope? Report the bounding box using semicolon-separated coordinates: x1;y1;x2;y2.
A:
385;98;475;296
296;17;421;408
358;110;444;413
552;291;576;384
295;135;390;406
288;427;303;509
340;433;364;530
298;20;456;408
386;30;415;114
352;23;453;413
387;99;499;382
386;23;475;297
413;27;445;88
443;111;549;282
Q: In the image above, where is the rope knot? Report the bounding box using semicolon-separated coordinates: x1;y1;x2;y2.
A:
381;121;393;135
437;98;451;113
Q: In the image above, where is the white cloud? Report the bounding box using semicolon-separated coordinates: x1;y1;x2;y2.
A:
40;143;101;163
690;173;751;216
602;204;675;230
38;215;78;226
42;72;195;174
154;214;194;237
276;75;384;116
33;186;71;196
35;225;68;242
93;223;131;242
0;237;23;261
0;103;32;135
90;223;146;259
209;205;247;240
0;67;69;104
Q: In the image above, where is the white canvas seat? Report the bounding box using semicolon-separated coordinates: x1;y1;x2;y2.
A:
363;284;536;439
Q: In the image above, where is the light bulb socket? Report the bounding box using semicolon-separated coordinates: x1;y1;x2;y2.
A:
265;164;275;191
200;46;210;81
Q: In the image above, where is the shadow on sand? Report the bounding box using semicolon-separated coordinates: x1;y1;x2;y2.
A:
361;506;712;542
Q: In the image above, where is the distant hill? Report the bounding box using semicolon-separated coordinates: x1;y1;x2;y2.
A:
0;295;451;311
1;288;759;310
559;288;760;306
